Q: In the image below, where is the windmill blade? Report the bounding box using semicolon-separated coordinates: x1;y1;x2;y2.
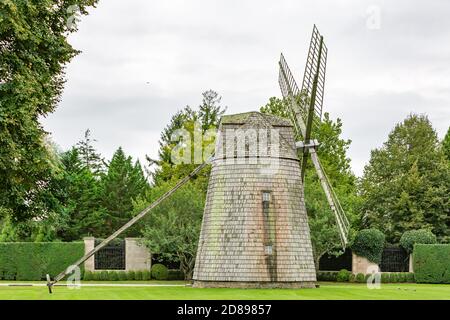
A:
309;149;350;247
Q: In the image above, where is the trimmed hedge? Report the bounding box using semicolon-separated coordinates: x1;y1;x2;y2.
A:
336;269;351;282
351;229;385;264
413;244;450;283
0;242;84;281
317;271;415;283
400;230;437;254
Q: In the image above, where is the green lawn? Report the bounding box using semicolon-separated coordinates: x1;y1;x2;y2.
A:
0;282;449;300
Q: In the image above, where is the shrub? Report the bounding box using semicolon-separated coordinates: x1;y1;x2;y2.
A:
381;273;390;283
356;273;366;283
118;271;128;281
142;270;151;281
151;264;169;280
0;242;84;281
336;269;351;282
351;229;385;264
83;271;93;281
108;271;119;281
406;273;415;283
127;271;136;280
400;230;437;254
390;273;398;283
134;270;143;281
349;273;356;283
413;244;450;283
167;269;185;280
99;271;109;281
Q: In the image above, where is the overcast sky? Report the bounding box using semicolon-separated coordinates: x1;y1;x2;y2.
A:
42;0;450;176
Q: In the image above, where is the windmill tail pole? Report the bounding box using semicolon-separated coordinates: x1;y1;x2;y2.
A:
46;157;213;293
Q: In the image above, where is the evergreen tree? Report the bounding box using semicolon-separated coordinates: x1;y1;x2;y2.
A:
360;114;450;243
100;147;149;237
76;129;105;175
443;126;450;162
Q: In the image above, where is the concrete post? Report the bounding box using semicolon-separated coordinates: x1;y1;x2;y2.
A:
409;254;414;273
83;237;95;272
125;238;151;271
352;253;379;274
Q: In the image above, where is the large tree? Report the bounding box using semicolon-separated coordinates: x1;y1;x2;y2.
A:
260;97;360;268
0;0;98;221
443;126;450;162
360;114;450;243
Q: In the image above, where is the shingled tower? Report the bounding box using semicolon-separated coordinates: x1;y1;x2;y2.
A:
192;112;316;288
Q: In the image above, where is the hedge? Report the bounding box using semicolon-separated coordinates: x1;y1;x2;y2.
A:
351;229;385;264
317;271;415;283
0;242;84;281
400;230;437;254
413;244;450;283
82;269;178;281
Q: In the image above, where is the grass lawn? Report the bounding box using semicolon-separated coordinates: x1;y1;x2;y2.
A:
0;281;449;300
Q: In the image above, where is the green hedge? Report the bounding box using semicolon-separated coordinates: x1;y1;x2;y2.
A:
351;229;385;264
413;244;450;283
400;230;437;254
317;271;415;283
0;242;84;281
82;269;175;281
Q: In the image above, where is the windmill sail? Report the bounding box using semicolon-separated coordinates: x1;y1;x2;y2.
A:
278;26;349;248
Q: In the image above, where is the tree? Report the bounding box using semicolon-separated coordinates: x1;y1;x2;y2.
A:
360;114;450;243
138;181;205;279
260;97;360;268
443;127;450;162
76;129;105;175
0;0;98;221
99;147;149;237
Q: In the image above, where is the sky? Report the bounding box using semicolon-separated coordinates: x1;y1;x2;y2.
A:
42;0;450;177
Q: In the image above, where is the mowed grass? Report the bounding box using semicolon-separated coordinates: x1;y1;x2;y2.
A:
0;282;449;300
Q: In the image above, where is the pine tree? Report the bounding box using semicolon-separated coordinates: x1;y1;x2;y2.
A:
443;127;450;162
76;129;105;175
100;147;149;237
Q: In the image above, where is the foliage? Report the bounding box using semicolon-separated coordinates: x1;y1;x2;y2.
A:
316;271;338;281
413;244;450;283
0;242;84;280
356;273;366;283
352;229;385;264
442;127;450;162
0;0;98;221
336;269;351;282
99;147;148;237
168;269;185;280
360;114;450;243
151;264;169;280
400;229;437;254
139;181;204;280
76;129;105;175
381;273;390;283
260;97;360;267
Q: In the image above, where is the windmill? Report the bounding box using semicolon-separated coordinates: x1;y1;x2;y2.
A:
46;24;348;291
278;25;349;248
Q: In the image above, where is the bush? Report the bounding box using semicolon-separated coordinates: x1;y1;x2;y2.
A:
390;273;398;283
134;270;143;281
356;273;366;283
348;273;356;282
351;229;385;264
406;273;415;283
381;273;390;283
108;271;119;281
0;242;84;281
151;264;169;280
118;271;128;281
400;230;437;254
336;269;351;282
142;270;151;281
316;271;338;282
167;269;185;280
83;271;93;281
413;244;450;283
127;271;136;280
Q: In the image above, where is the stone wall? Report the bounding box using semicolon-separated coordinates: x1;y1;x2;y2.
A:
83;237;151;272
352;253;379;274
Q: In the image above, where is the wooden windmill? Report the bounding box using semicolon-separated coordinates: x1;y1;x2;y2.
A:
278;25;349;247
46;24;348;291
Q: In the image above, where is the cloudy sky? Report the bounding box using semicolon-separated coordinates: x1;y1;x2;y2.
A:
42;0;450;176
